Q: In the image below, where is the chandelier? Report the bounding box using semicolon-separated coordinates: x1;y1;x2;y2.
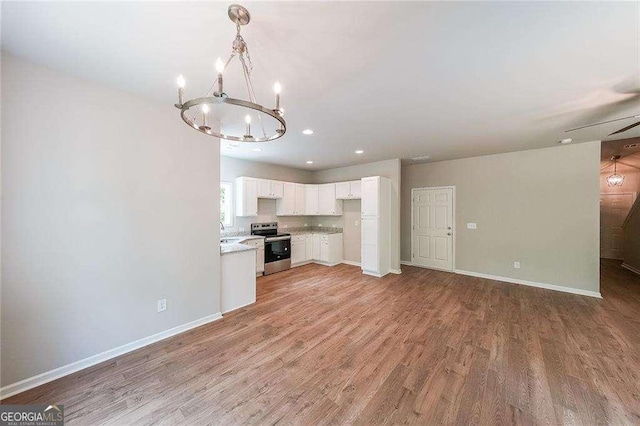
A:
607;155;625;187
174;4;286;142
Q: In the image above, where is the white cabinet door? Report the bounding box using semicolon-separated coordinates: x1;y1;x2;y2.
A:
291;239;306;265
271;181;284;199
257;179;271;198
236;177;258;216
335;182;351;200
305;185;319;215
277;182;296;216
312;234;321;260
256;247;265;273
361;217;379;273
295;184;306;215
305;234;313;260
361;177;379;216
318;184;342;215
320;239;329;262
349;180;362;199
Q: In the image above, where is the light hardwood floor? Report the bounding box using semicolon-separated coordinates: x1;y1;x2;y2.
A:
3;259;640;425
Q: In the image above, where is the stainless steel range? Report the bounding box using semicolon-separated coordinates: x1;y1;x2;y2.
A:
251;222;291;275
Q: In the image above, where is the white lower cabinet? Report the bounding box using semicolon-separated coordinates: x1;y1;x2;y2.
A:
244;238;265;275
291;235;306;265
291;233;343;267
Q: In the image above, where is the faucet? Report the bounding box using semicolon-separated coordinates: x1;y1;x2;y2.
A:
220;221;225;231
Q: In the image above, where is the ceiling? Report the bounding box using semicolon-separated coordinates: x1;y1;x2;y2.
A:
3;1;640;170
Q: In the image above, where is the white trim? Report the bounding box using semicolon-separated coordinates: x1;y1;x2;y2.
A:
454;269;601;298
362;270;386;278
401;260;414;266
389;268;402;274
222;301;255;315
622;263;640;276
411;186;456;272
341;260;361;267
0;312;223;400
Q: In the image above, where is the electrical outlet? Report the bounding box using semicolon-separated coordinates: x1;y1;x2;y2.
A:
355;220;359;226
513;261;521;269
157;298;167;312
318;223;322;227
283;224;288;228
467;223;477;229
304;223;308;227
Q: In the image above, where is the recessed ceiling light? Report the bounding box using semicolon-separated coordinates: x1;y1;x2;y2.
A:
410;155;431;161
253;148;262;152
355;150;364;154
559;138;573;144
302;129;314;135
306;160;314;164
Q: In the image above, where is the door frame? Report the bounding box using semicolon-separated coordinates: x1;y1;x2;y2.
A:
599;192;637;259
411;186;456;272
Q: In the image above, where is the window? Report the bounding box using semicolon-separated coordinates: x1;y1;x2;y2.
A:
220;182;233;227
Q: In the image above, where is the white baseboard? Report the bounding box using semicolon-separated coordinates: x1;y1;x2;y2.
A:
454;269;601;298
400;261;414;266
390;268;402;274
341;260;361;267
621;263;640;276
0;312;223;400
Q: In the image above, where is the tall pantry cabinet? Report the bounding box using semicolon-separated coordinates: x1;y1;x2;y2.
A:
361;176;392;277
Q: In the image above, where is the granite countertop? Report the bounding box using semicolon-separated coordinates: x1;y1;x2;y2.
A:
220;242;257;255
287;227;343;235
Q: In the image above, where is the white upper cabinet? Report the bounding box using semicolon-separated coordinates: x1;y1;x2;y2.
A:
295;184;306;215
335;180;362;200
276;183;306;216
257;179;283;199
361;177;380;216
305;185;319;215
236;177;258;216
318;184;343;216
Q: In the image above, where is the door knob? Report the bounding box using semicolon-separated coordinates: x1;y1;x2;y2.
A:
447;227;452;230
447;232;452;236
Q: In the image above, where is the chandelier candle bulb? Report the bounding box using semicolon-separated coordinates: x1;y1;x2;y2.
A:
202;104;209;129
216;58;225;95
274;82;282;111
245;114;251;138
176;75;186;105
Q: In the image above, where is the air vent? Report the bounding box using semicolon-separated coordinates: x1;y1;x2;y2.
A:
624;143;639;149
410;155;431;161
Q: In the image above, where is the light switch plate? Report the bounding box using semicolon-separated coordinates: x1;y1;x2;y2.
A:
467;223;477;229
513;261;521;269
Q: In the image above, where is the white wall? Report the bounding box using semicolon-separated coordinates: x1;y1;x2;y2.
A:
1;54;221;387
220;156;314;232
402;142;601;292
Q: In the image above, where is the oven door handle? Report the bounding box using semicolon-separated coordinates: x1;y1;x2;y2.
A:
265;236;291;242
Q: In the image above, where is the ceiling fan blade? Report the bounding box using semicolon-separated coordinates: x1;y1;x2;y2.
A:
608;120;640;136
565;114;640;132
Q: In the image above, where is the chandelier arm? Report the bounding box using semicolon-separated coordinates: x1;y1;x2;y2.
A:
238;53;266;137
187;52;238;124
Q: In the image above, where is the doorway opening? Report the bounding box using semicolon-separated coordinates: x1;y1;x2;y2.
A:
600;138;640;276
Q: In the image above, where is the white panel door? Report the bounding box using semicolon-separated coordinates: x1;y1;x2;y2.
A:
305;185;319;215
318;184;337;215
271;181;284;199
600;193;635;259
257;179;271;198
312;234;321;260
412;187;454;271
279;182;296;215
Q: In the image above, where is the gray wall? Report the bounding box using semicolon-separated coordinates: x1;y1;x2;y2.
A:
623;199;640;272
401;142;601;292
220;156;314;232
312;159;401;268
1;54;221;387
